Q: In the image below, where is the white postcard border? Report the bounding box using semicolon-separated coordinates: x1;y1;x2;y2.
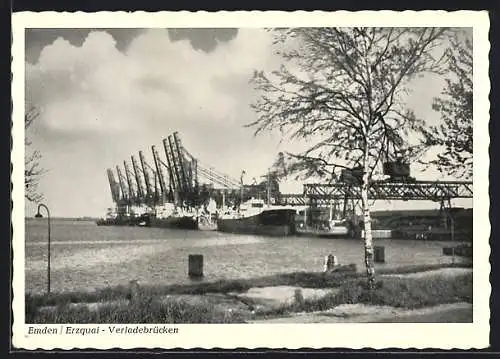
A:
12;10;491;350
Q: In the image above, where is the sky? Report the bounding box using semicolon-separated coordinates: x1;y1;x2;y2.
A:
24;28;473;217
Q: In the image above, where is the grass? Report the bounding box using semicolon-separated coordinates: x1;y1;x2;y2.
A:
259;272;473;318
25;271;360;309
26;262;469;307
25;262;472;324
28;297;245;324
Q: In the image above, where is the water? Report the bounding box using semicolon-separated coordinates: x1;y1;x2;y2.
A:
25;219;459;294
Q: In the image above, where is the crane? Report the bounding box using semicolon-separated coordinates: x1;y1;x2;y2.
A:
131;155;145;202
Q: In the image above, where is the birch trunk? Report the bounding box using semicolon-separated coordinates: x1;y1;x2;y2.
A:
361;158;376;288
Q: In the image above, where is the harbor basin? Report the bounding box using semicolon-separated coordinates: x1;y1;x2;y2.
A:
25;219;466;294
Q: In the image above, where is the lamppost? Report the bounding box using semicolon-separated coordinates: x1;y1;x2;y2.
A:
35;203;51;293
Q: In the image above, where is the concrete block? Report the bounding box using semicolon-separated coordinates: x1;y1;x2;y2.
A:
188;254;204;278
374;246;385;263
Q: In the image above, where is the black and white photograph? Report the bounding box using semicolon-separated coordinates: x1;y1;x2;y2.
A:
12;11;490;350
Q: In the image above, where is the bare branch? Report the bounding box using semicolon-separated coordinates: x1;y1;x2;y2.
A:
25;106;45;203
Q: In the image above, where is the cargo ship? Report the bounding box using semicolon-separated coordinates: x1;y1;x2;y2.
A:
96;207;143;226
295;219;350;238
96;204;198;230
149;203;198;230
216;197;296;236
197;198;219;231
293;206;350;238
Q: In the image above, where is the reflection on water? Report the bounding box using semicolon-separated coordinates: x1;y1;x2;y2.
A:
24;219;461;293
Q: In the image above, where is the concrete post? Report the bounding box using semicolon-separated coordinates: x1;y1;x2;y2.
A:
188;254;204;278
323;254;339;272
374;246;385;263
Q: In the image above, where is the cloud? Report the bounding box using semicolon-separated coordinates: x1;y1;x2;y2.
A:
168;28;238;52
25;28;281;216
27;28;277;134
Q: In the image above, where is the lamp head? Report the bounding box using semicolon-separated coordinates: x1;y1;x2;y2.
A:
35;212;42;218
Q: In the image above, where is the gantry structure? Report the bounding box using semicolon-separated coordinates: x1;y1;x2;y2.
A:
106;132;473;215
279;180;473;206
106;132;243;212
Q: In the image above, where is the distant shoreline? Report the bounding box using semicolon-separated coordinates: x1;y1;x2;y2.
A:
25;217;99;221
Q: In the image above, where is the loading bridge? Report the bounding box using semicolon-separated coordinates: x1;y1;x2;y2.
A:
197;164;241;189
302;181;473;203
279;193;308;206
131;155;145;201
106;131;242;210
105;132;473;214
106;169;121;204
163;133;194;205
266;180;474;208
139;150;153;200
182;144;241;191
115;165;129;202
123;160;136;203
151;145;170;203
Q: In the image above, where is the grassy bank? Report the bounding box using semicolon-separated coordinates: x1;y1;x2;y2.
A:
29;297;246;324
260;272;472;318
26;262;472;324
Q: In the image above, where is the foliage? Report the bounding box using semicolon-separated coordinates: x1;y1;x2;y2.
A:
25;107;44;203
420;31;473;179
248;28;447;181
247;27;448;286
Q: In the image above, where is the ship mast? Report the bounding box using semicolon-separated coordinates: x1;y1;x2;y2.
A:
267;168;271;205
240;170;245;206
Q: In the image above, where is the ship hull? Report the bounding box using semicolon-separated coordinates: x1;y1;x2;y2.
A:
150;216;198;230
96;214;197;230
197;214;218;231
217;209;296;236
295;227;349;238
96;215;149;226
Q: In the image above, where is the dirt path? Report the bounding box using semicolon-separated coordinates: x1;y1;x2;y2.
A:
249;302;472;323
377;306;473;323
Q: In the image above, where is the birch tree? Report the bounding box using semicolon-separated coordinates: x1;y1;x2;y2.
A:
248;28;447;287
25;107;44;203
421;32;473;179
